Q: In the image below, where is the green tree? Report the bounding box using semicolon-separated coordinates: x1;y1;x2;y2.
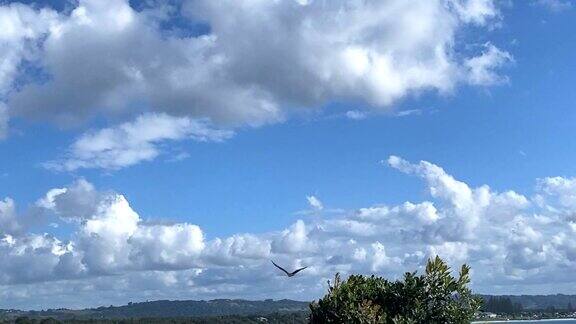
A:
485;296;517;314
14;317;35;324
309;256;481;324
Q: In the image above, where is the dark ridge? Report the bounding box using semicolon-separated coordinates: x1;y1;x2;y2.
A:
0;299;310;321
3;295;576;321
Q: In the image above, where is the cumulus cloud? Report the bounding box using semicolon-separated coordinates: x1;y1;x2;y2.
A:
535;176;576;212
129;223;205;270
450;0;500;25
45;113;233;171
186;0;508;109
0;0;516;172
203;234;271;266
1;0;510;137
0;3;57;139
36;178;99;220
0;180;206;284
0;198;19;235
5;156;576;308
272;220;315;255
0;3;59;96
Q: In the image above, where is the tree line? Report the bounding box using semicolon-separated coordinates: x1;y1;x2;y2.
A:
482;296;523;314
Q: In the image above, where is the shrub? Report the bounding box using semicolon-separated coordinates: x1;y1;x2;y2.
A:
309;256;481;323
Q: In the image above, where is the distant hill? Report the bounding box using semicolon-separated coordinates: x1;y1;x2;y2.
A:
0;299;310;321
3;295;576;321
478;294;576;310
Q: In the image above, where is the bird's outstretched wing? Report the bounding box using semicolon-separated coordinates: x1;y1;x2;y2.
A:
290;266;308;276
271;260;291;276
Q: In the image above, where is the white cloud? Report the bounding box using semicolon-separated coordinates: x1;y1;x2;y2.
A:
345;110;368;120
450;0;500;25
535;176;576;213
0;3;59;96
36;178;99;220
272;220;315;254
0;198;19;236
7;157;576;306
6;0;283;128
395;109;423;117
186;0;508;109
0;182;207;284
306;195;324;211
370;242;400;272
1;0;510;138
203;234;271;266
465;43;514;86
46;113;233;171
129;223;205;270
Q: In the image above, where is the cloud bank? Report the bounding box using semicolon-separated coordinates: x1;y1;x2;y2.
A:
3;156;576;308
0;0;512;169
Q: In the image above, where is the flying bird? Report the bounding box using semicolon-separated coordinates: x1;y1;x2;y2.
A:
271;260;307;277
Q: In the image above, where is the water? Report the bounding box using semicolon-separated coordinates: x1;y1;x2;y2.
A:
474;320;576;323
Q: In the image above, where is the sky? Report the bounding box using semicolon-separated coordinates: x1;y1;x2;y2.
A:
1;0;576;310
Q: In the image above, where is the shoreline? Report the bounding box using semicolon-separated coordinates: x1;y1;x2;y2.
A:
473;319;576;323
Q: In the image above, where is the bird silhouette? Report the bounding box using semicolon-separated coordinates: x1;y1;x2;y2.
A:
271;260;307;277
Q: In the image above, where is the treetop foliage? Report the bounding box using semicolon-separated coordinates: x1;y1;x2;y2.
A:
309;256;482;324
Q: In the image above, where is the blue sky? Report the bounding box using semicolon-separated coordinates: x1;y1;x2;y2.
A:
1;0;576;309
3;2;575;234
